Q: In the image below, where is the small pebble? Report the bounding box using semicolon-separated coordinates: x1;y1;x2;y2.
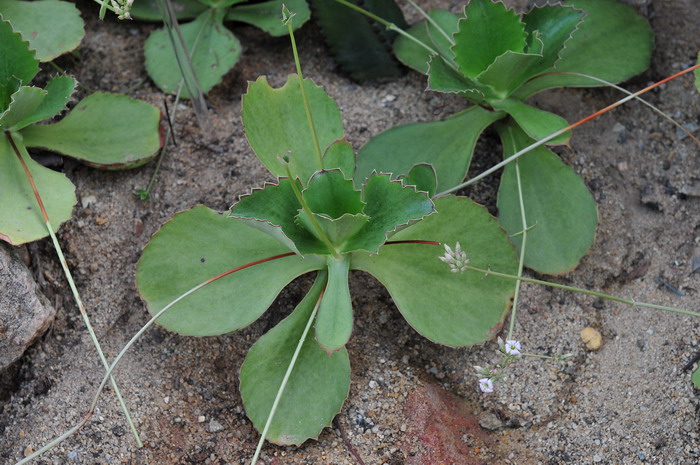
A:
81;195;97;209
369;380;378;389
581;327;602;350
479;412;503;431
208;419;225;433
198;415;206;423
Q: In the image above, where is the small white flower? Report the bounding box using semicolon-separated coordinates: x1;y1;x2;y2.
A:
504;340;521;356
438;242;469;273
478;377;494;393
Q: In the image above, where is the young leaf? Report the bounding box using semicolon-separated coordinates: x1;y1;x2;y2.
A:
393;9;459;74
0;18;39;109
144;9;241;97
20;93;161;169
515;0;653;97
351;196;518;347
522;3;584;77
323;138;355;179
496;123;597;274
315;256;353;353
227;0;311;37
11;76;75;130
342;173;434;254
490;99;571;145
303;170;364;218
231;179;327;255
0;0;84;61
242;75;345;184
0;135;75;245
312;0;406;81
452;0;526;78
136;205;325;336
404;163;437;198
240;273;350;445
473;48;545;97
427;55;488;101
356;106;504;192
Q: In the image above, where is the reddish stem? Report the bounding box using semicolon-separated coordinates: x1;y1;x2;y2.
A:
385;240;441;246
5;130;49;222
204;252;297;284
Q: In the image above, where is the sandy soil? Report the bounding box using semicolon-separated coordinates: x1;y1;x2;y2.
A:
1;0;700;464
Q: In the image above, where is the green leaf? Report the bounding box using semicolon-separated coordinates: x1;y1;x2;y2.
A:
0;86;45;130
144;10;241;97
0;134;75;245
304;170;364;217
515;0;653;97
315;256;353;353
343;173;434;253
227;0;310;36
198;0;244;8
452;0;526;78
490;99;570;145
240;272;350;445
427;55;487;101
20;93;161;169
136;205;325;336
323;138;355;179
130;0;207;21
496;123;597;274
231;179;327;255
356;106;505;192
311;0;405;80
474;49;544;97
403;163;437;198
0;0;84;61
351;196;517;347
393;9;459;75
522;4;584;77
693;364;700;389
241;75;345;184
11;76;75;130
0;18;38;110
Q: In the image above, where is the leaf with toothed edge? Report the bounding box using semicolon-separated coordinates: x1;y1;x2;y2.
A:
10;76;75;130
323;138;355;180
227;0;310;37
351;196;518;347
231;178;327;255
0;18;39;110
240;272;351;445
312;0;406;81
393;9;459;75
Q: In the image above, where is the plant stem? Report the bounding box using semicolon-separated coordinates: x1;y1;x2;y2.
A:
4;131;142;447
436;63;700;197
285;10;324;170
334;0;438;56
465;264;700;319
250;275;328;465
507;159;527;341
17;252;298;465
404;0;454;45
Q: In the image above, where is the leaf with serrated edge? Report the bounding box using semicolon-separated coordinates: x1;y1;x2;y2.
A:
496;123;597;274
240;272;350;445
315;256;353;353
0;18;39;110
0;135;75;245
136;205;325;336
403;163;437;198
242;75;345;184
144;9;241;97
522;3;583;77
12;76;75;130
427;55;488;101
356;106;505;192
0;86;45;130
351;196;517;347
0;0;84;62
490;99;570;145
515;0;652;97
227;0;310;37
304;170;364;218
231;178;327;255
474;48;544;98
20;93;161;169
452;0;526;78
343;173;434;254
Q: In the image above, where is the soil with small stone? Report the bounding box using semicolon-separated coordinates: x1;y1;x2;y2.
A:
2;0;700;464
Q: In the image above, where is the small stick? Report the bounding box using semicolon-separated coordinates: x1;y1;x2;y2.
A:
333;418;367;465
